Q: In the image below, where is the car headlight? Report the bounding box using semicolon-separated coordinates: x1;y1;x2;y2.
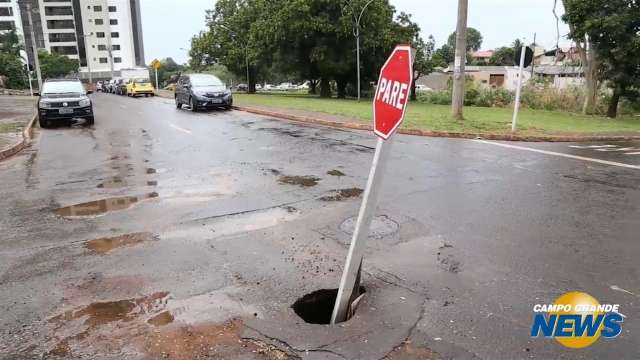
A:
79;98;91;107
194;90;206;96
39;101;52;109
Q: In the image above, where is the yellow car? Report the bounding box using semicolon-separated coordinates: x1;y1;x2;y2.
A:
126;78;155;97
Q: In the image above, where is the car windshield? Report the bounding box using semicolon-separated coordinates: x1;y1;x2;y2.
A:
190;75;223;87
41;81;84;95
134;78;150;84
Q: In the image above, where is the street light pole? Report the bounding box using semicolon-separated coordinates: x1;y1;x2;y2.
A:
348;0;375;102
82;34;94;84
24;2;42;91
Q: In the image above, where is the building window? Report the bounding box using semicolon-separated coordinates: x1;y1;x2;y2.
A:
95;19;103;25
111;44;120;50
109;19;118;25
51;46;78;55
97;44;106;50
49;33;76;42
0;7;13;16
111;32;119;38
96;32;105;38
46;20;75;29
0;21;14;31
93;5;102;12
44;6;73;16
99;57;108;64
114;57;121;63
108;6;116;12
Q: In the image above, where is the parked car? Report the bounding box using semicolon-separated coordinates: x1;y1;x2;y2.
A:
101;81;111;92
277;82;296;91
236;83;248;92
36;79;94;128
255;84;263;91
96;81;103;91
175;74;232;111
263;84;275;91
126;78;155;97
416;84;432;92
108;79;121;94
116;78;129;95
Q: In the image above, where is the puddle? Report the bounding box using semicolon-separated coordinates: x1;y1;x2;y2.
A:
146;168;156;174
96;177;127;189
327;169;346;176
292;287;365;324
147;311;174;326
340;215;399;239
319;188;363;201
49;291;170;328
278;175;320;187
84;232;157;254
54;192;159;218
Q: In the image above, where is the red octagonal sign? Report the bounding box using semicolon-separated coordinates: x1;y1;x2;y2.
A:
373;45;414;140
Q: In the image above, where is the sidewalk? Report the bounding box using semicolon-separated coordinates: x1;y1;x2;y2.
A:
0;95;37;160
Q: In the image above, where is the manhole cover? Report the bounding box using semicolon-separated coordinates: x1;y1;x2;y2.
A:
339;215;399;239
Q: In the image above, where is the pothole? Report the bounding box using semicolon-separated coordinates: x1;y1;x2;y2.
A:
54;192;159;218
339;215;399;239
292;287;365;324
278;175;320;187
84;232;157;255
319;188;363;201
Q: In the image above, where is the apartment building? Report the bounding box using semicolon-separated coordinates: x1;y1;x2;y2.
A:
10;0;144;80
0;0;25;42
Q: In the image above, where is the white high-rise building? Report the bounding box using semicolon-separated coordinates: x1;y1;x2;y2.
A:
10;0;145;80
0;0;25;46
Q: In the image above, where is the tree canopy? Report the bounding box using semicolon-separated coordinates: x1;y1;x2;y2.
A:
0;30;26;89
38;50;78;80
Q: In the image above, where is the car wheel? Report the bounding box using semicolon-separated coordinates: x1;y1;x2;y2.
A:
38;116;50;129
86;116;95;126
189;97;197;112
145;94;149;97
175;97;182;109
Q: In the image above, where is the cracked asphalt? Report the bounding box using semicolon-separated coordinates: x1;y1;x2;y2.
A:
0;93;638;359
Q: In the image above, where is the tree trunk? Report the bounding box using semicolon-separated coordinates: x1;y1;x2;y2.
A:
308;79;317;95
410;75;418;101
248;67;256;94
607;88;621;118
336;78;347;99
320;78;331;98
571;29;599;115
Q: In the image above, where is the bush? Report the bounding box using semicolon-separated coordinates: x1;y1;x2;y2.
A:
418;90;451;105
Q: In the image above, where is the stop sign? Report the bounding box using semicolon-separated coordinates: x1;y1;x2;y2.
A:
373;45;414;140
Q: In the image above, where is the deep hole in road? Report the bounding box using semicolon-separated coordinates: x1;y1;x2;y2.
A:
292;286;366;324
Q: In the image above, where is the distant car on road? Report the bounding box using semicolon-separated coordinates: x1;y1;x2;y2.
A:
116;79;129;95
36;79;94;128
175;74;233;111
126;78;154;97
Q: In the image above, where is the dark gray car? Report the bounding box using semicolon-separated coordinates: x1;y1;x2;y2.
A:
36;79;94;128
175;74;232;111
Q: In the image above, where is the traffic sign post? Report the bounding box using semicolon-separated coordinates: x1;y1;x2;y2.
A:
151;58;161;92
512;45;533;132
331;45;413;324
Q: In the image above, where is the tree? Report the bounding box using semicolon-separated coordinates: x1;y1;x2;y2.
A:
38;50;78;79
447;27;483;52
0;30;26;88
149;57;185;87
410;35;435;100
488;46;515;66
432;44;454;67
562;0;640;117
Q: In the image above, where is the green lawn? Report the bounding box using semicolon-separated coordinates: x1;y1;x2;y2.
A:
233;93;640;136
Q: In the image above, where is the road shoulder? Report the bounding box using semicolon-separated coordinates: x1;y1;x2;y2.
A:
0;96;37;161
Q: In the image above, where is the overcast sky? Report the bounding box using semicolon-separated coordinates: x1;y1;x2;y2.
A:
141;0;571;65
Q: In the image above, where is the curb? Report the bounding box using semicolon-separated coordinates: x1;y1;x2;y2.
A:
232;105;640;143
0;112;37;161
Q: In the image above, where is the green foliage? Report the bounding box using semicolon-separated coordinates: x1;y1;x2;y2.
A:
488;47;515;66
148;57;186;87
447;27;483;52
418;90;451;105
0;30;26;88
432;44;454;67
38;50;78;79
473;88;513;107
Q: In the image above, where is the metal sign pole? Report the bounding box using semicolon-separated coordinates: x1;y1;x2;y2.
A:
511;43;527;132
331;136;394;324
155;68;159;92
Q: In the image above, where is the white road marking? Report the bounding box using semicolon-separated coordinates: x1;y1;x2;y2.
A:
474;140;640;170
595;147;638;152
569;145;618;149
169;123;192;135
625;152;640;155
610;285;637;297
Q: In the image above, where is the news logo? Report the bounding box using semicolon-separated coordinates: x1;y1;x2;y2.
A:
530;291;624;348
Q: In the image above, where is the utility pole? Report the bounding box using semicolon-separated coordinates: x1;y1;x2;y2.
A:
346;0;375;102
82;34;94;84
531;32;536;78
450;0;468;120
24;1;42;91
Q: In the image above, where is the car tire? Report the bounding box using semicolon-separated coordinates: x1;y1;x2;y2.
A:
145;94;149;97
38;116;50;129
86;116;95;126
189;97;197;112
175;97;182;109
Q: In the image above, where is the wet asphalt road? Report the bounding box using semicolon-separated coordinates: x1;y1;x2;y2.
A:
0;93;638;359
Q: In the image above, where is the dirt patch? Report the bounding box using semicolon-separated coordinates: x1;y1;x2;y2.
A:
319;188;363;201
277;175;320;187
54;192;159;217
84;232;157;255
327;169;346;176
142;319;288;359
385;342;439;360
147;311;174;326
